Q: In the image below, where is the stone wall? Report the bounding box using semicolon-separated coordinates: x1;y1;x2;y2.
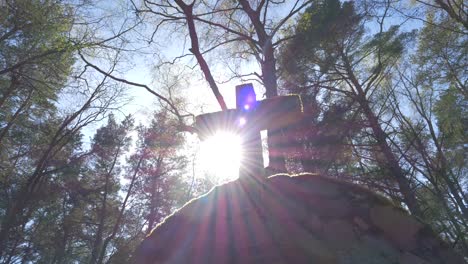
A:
133;173;464;264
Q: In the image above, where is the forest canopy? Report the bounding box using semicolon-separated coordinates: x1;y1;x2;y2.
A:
0;0;466;262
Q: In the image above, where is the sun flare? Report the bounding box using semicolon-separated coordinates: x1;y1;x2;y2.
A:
199;132;242;183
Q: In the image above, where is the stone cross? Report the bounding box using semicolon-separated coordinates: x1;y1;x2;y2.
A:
195;83;304;180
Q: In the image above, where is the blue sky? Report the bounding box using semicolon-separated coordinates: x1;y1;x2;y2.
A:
64;0;430;182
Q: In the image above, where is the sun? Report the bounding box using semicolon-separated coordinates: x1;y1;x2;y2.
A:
199;132;242;183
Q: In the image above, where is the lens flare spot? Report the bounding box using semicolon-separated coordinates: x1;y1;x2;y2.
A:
239;117;247;126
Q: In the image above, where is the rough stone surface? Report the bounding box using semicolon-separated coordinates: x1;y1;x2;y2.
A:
132;173;464;264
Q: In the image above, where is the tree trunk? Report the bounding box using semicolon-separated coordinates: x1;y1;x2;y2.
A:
174;0;227;111
340;51;423;217
97;155;143;264
237;0;286;173
357;94;422;217
262;42;286;172
90;147;120;264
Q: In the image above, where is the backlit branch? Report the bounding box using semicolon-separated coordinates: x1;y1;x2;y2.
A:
78;52;195;129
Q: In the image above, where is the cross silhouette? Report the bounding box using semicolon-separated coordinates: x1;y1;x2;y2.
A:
195;83;304;181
